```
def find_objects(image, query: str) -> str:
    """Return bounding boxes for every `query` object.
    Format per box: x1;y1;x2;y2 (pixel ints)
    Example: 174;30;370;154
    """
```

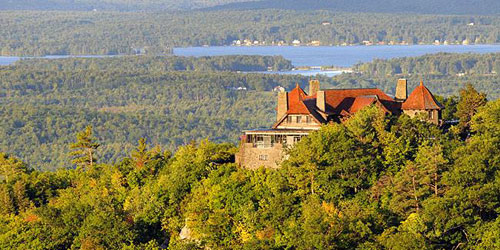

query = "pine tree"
70;126;100;170
0;153;28;184
12;180;31;212
0;185;15;215
131;138;151;169
455;84;487;137
414;142;448;196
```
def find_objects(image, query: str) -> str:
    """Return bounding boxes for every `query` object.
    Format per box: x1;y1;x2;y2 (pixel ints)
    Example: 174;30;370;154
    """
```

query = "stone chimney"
309;79;320;96
395;79;408;101
277;90;288;121
316;90;326;113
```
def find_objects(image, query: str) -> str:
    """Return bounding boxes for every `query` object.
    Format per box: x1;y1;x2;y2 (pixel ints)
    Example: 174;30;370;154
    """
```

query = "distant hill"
2;0;497;14
210;0;500;15
0;0;260;11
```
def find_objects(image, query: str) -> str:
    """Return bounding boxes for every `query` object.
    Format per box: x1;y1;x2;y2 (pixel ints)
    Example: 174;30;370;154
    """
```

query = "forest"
214;0;500;15
0;0;259;11
0;53;498;171
0;89;498;249
1;0;498;14
0;55;299;170
351;52;500;99
9;55;293;72
1;10;499;56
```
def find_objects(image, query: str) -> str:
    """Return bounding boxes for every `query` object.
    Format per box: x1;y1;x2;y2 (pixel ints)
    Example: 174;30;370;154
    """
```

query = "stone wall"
403;109;440;124
236;143;285;169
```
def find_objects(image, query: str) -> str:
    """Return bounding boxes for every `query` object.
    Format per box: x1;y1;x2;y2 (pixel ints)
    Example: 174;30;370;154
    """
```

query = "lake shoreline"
2;45;500;70
2;44;500;58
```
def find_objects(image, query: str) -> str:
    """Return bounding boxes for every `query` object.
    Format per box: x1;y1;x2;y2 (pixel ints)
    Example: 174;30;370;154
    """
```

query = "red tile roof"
286;84;310;114
322;88;398;114
349;96;378;113
279;85;404;129
272;84;327;129
273;80;442;129
402;81;443;110
286;86;400;117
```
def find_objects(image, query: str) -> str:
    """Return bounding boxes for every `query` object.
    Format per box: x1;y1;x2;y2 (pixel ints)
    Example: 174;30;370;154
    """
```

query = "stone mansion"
235;79;444;169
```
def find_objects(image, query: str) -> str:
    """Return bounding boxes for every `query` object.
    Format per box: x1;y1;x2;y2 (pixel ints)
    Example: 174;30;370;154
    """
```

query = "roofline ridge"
323;87;380;90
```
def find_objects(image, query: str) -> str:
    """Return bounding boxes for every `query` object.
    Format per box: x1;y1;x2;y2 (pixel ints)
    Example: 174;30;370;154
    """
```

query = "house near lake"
235;79;443;169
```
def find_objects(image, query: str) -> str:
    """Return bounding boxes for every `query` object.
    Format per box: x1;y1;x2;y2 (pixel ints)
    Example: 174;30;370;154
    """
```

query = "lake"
174;45;500;67
1;45;499;77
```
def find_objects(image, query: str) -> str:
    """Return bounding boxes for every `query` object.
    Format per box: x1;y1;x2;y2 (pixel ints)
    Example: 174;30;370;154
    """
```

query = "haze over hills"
211;0;500;15
2;0;499;14
0;0;260;11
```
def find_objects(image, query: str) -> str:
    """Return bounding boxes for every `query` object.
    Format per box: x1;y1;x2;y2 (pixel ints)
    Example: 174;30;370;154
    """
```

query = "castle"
235;79;444;169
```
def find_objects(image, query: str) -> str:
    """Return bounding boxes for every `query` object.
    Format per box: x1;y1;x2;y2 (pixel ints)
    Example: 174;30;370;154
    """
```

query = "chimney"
277;90;288;121
316;90;326;113
395;79;407;101
309;79;320;96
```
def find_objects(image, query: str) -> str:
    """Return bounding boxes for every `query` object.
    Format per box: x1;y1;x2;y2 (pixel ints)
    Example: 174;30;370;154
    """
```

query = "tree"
0;153;28;184
435;95;458;121
131;138;151;170
284;121;380;200
433;99;500;249
378;213;430;250
455;84;487;137
413;142;448;196
387;142;448;216
69;126;100;170
0;184;15;215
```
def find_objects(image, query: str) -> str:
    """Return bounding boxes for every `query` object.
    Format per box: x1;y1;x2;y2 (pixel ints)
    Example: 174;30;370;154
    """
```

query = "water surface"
2;45;499;76
174;45;500;67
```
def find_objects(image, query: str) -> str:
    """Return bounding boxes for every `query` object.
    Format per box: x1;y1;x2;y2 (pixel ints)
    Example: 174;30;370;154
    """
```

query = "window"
255;135;272;148
259;155;268;161
293;136;301;143
306;116;311;123
429;111;433;119
256;135;263;142
287;116;293;123
272;134;286;144
296;116;302;123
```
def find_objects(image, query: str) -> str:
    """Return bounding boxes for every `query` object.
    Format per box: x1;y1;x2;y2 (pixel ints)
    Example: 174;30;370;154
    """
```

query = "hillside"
1;10;499;56
0;0;260;11
0;98;499;249
1;53;498;171
350;52;500;99
0;55;302;170
212;0;500;15
3;0;499;14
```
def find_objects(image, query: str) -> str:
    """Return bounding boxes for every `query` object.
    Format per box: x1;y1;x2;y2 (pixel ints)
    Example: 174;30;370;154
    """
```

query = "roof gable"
287;84;310;114
402;81;444;110
272;84;326;129
349;96;380;113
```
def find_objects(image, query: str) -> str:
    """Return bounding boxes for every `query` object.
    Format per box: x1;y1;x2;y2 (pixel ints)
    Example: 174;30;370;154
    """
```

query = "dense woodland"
0;55;300;170
1;0;498;14
0;91;498;248
0;0;259;11
1;2;498;248
1;10;499;56
9;55;293;72
352;52;500;99
1;53;498;170
356;53;500;76
212;0;500;15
